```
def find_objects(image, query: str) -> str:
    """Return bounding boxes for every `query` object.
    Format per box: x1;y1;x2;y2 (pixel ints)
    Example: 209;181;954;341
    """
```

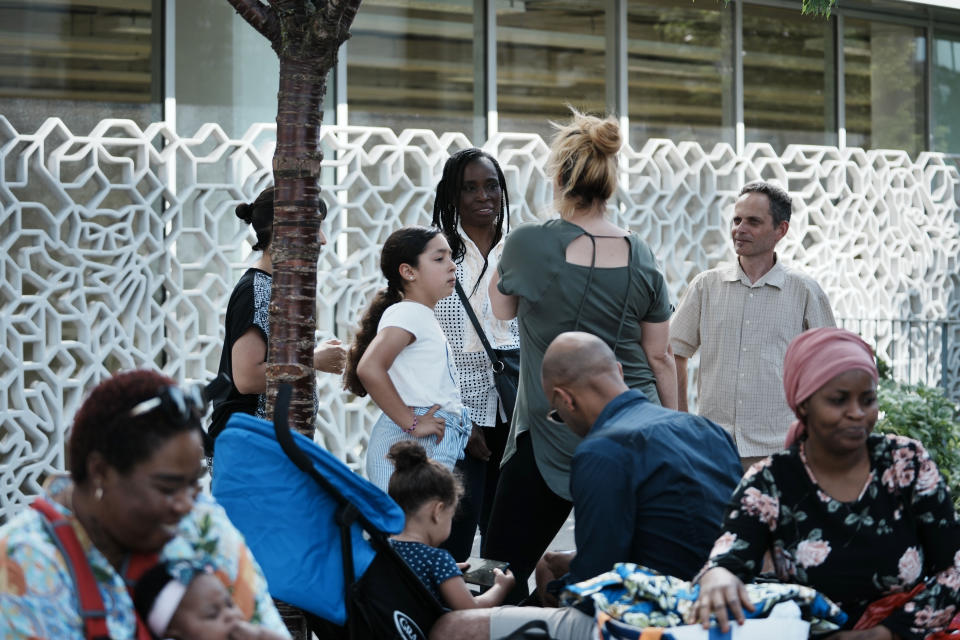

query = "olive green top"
498;218;672;500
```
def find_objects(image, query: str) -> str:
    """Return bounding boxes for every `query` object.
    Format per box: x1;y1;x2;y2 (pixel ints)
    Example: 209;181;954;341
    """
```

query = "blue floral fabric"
561;563;846;636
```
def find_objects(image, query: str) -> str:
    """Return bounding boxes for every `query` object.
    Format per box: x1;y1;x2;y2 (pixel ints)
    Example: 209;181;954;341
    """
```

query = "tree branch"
226;0;280;45
322;0;363;46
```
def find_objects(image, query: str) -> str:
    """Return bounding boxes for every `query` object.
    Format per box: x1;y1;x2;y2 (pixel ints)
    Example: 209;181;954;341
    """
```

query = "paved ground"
469;511;577;592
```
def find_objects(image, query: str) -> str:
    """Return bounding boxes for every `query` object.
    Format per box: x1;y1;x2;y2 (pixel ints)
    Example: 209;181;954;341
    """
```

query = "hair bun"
387;440;429;472
586;118;621;156
235;202;254;224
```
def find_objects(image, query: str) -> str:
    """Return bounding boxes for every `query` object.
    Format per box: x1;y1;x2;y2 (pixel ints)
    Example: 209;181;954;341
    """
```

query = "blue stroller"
211;385;446;639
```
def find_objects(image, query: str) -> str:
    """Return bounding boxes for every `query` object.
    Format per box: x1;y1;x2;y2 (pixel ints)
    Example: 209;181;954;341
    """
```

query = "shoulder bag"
455;280;520;422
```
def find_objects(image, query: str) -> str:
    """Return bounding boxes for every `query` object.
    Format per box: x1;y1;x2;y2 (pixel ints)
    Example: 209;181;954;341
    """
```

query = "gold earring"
94;487;103;501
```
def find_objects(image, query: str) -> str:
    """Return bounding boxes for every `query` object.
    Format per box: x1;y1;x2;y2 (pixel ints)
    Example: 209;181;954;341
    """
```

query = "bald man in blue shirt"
430;332;742;640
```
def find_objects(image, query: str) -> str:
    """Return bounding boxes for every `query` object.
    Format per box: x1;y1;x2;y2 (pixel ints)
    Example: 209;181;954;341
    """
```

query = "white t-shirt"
378;301;463;414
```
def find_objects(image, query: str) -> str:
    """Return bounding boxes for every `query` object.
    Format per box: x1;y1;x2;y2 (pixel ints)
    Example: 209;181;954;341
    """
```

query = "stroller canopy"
212;412;405;624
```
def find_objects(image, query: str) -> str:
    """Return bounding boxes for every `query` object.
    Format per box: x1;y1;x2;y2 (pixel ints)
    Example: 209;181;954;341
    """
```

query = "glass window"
0;0;159;132
844;19;926;156
347;0;474;137
175;0;282;138
627;1;728;149
933;31;960;153
497;0;606;138
743;4;835;150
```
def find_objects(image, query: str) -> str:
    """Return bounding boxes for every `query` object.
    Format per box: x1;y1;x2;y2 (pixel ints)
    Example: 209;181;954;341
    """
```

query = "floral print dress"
705;434;960;639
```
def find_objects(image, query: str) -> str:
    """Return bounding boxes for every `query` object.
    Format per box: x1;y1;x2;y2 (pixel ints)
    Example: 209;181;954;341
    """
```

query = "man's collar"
589;389;648;436
720;254;786;288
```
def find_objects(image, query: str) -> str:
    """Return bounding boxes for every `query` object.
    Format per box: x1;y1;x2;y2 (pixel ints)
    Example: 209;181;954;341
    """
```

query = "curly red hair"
68;369;202;485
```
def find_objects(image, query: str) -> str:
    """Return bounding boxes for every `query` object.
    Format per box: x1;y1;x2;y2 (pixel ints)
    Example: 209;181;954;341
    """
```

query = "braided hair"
431;149;510;296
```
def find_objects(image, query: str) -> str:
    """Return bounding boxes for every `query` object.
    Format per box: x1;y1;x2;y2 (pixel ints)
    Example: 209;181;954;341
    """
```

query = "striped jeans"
365;406;472;492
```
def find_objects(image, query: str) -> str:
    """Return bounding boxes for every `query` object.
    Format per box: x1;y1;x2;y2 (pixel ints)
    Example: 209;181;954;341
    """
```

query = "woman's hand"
412;405;446;443
691;567;755;632
465;425;491;461
313;338;346;374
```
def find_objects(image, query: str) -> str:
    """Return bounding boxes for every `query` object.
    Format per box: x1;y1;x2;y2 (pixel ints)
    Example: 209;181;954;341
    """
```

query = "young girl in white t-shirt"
345;226;471;490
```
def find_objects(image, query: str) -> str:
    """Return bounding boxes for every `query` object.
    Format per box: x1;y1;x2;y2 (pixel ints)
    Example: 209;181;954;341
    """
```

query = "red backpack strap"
31;498;111;640
122;552;161;640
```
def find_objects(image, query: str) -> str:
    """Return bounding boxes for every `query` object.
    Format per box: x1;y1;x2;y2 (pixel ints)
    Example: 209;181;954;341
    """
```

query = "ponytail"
387;441;462;513
343;225;442;396
236;187;275;252
343;285;403;396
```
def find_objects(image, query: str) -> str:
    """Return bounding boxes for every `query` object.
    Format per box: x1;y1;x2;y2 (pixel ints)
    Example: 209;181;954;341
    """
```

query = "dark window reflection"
743;4;835;151
844;19;925;156
627;1;728;149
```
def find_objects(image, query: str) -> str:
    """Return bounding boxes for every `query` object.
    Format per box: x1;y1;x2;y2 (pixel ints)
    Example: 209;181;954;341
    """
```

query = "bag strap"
31;498;156;640
31;498;111;640
122;554;162;640
454;279;504;372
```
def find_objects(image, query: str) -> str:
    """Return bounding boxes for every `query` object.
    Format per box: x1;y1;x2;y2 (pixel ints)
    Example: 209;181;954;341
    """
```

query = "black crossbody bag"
455;279;520;422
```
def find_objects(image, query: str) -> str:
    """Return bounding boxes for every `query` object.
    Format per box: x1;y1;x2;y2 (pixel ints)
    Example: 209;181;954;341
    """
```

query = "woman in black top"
209;187;345;447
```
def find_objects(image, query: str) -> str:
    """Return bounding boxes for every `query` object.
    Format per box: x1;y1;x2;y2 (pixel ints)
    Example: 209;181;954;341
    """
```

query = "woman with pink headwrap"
691;328;960;639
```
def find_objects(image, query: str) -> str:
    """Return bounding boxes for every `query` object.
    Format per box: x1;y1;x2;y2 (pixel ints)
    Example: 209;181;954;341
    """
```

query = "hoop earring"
94;487;103;502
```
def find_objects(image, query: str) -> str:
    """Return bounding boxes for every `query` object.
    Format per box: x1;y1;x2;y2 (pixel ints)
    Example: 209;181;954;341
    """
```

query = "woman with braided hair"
431;148;520;560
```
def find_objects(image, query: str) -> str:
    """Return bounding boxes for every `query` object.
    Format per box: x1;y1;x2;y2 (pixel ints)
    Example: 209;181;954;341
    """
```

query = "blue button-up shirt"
569;389;742;582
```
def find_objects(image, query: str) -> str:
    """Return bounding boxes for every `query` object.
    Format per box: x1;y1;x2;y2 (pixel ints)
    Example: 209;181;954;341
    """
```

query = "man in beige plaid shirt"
670;181;835;470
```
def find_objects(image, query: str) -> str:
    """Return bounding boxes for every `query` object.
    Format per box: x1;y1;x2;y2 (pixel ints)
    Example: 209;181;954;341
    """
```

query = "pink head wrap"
782;327;879;448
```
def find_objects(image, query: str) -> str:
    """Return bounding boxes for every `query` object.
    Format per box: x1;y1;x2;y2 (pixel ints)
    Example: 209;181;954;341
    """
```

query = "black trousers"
481;431;573;603
440;412;512;561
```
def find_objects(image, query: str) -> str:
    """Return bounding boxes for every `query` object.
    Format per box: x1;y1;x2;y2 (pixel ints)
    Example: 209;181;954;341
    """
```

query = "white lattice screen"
2;117;958;521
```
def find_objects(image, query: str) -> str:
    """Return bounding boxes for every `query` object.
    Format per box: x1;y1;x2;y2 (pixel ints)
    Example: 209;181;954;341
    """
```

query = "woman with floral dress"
693;327;960;640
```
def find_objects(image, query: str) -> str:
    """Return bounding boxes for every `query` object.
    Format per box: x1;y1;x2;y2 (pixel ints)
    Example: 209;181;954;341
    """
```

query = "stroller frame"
270;384;447;639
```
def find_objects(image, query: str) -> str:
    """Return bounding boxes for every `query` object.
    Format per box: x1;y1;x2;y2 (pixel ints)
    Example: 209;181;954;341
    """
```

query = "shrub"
875;378;960;509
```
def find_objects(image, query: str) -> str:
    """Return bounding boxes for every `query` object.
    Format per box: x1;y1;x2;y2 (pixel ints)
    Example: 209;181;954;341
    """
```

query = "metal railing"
837;317;959;400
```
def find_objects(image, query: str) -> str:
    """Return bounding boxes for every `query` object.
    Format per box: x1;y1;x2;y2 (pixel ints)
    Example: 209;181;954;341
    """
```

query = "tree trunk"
229;0;361;436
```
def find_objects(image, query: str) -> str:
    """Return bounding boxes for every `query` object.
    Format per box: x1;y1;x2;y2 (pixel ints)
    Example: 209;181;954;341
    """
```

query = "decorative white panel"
1;117;958;521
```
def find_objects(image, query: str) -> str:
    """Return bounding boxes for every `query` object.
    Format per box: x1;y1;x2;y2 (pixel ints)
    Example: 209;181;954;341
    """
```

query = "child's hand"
493;568;515;592
414;405;446;443
314;339;347;374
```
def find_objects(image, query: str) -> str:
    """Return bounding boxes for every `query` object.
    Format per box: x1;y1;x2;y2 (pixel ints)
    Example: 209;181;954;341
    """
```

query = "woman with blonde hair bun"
484;108;677;601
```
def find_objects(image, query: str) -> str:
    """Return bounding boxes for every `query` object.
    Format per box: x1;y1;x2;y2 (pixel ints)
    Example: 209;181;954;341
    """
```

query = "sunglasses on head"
129;383;207;425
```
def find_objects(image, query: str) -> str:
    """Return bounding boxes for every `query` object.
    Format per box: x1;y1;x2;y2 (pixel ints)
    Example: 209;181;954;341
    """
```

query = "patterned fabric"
670;257;835;457
251;270;271;418
389;539;461;605
560;563;846;634
435;232;520;428
706;434;960;639
0;480;289;640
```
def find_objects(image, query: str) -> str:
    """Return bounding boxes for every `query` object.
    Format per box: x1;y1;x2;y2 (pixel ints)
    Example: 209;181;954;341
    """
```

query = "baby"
133;561;287;640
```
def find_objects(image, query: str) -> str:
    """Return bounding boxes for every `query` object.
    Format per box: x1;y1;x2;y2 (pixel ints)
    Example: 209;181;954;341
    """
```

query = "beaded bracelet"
403;414;418;434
